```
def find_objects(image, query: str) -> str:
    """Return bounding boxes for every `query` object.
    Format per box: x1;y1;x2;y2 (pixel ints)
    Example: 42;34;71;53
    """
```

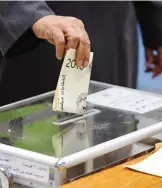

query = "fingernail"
78;60;83;67
84;61;89;67
56;55;62;60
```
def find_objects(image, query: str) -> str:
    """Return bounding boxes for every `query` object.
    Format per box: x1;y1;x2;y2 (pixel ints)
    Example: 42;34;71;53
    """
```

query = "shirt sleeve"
0;1;54;56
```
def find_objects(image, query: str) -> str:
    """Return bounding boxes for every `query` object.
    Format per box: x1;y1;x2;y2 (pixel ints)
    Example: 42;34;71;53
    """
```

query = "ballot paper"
126;148;162;177
87;87;162;114
52;122;89;158
53;49;93;114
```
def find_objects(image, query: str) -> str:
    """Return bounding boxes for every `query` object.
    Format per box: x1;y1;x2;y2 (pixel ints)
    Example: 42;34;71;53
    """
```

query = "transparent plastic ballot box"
0;80;162;188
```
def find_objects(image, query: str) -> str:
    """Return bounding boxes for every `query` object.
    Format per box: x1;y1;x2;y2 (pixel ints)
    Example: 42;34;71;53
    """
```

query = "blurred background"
1;1;162;106
137;25;162;94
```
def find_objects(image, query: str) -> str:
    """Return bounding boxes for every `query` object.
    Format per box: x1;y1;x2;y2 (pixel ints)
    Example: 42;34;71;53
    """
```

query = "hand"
32;15;90;67
145;47;162;78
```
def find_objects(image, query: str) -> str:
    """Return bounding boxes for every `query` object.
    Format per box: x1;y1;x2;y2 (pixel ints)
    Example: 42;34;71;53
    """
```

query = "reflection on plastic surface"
0;101;138;157
87;87;162;114
0;82;162;182
0;82;161;157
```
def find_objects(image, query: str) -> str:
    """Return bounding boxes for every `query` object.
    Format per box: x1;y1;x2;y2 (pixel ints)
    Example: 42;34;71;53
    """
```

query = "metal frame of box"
0;81;162;188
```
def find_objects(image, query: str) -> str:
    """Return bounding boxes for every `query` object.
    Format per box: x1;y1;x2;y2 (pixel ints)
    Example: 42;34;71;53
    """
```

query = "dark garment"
0;1;162;105
0;1;54;55
0;42;61;106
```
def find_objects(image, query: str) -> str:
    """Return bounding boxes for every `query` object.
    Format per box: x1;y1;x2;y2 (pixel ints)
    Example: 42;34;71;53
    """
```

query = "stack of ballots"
53;49;93;114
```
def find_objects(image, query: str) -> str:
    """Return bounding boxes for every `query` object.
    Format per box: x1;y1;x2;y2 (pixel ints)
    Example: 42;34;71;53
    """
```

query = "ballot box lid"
0;81;162;185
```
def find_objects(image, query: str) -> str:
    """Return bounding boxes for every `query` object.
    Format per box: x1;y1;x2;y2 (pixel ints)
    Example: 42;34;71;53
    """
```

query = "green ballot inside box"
0;99;97;158
0;101;66;156
0;93;138;160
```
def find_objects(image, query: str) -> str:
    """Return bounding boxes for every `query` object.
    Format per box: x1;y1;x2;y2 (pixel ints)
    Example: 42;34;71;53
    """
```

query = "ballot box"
0;80;162;188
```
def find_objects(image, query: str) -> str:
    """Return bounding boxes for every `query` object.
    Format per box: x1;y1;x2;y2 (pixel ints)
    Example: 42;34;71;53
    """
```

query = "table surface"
61;143;162;188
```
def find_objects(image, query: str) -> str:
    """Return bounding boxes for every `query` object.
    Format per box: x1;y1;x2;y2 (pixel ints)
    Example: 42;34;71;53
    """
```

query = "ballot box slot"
52;109;100;126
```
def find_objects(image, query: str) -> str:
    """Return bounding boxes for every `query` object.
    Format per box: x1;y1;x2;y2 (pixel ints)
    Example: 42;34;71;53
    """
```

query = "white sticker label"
0;154;49;183
87;87;162;114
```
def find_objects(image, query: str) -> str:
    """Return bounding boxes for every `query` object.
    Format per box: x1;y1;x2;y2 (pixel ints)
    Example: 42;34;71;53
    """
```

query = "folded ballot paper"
53;49;93;114
126;147;162;178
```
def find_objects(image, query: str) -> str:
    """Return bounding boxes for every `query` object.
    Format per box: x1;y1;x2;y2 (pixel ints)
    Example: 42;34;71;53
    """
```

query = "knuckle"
72;35;80;42
80;37;91;46
51;31;65;45
57;39;65;45
70;16;78;23
71;17;84;27
77;19;84;27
